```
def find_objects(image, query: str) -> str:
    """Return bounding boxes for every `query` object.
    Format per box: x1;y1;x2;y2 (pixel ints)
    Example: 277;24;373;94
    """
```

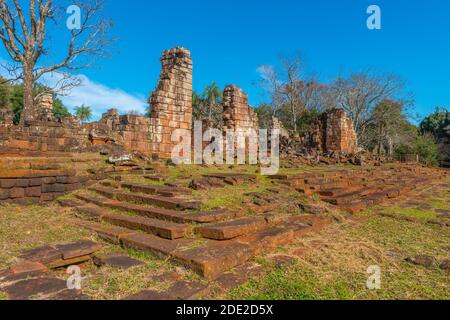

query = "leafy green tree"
420;107;449;139
4;82;71;124
296;109;321;137
52;98;72;121
203;82;222;122
414;133;440;166
192;82;223;127
420;108;449;166
367;99;407;155
0;78;10;109
192;91;205;121
10;84;24;125
75;105;93;123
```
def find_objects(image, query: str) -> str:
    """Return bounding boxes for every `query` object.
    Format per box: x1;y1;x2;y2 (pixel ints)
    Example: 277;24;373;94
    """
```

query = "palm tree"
203;82;222;122
75;104;92;123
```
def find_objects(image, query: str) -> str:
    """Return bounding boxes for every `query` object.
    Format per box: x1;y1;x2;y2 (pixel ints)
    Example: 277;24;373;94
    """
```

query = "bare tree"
259;54;325;133
0;0;114;123
328;71;409;139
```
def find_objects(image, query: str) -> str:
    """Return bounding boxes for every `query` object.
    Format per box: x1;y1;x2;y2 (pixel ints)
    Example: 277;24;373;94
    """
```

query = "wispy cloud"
0;59;147;121
41;73;148;120
59;75;147;120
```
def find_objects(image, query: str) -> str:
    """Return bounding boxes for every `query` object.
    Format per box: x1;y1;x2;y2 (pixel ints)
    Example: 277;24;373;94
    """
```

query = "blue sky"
1;0;449;121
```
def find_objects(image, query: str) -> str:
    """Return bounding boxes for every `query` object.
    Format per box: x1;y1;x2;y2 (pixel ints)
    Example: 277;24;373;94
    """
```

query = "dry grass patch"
0;203;91;269
226;205;450;300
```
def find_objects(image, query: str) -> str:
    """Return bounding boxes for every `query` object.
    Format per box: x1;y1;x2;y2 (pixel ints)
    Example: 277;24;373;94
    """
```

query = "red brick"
0;179;16;188
9;187;25;198
25;186;41;197
0;189;10;200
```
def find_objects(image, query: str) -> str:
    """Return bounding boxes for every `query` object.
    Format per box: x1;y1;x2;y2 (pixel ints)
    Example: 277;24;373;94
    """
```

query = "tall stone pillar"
148;47;193;158
222;85;258;132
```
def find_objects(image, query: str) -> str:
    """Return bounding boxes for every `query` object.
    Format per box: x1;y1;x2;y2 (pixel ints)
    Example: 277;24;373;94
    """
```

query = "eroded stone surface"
3;277;67;300
166;281;209;300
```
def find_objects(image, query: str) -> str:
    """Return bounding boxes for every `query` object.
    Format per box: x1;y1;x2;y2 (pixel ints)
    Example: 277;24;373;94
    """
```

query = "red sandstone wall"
148;47;193;158
222;85;259;132
308;108;358;154
0;167;105;204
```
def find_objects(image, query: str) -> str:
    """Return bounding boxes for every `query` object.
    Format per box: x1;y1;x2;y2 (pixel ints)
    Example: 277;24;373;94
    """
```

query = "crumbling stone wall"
34;93;54;122
148;47;193;158
307;108;358;154
0;164;106;204
222;85;259;132
84;108;152;155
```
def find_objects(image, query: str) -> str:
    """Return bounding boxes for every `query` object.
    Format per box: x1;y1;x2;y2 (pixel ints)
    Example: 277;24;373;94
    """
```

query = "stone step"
321;185;384;205
89;186;201;210
195;217;268;240
75;194;243;224
76;205;190;240
143;175;166;182
121;182;192;197
78;220;312;280
102;213;190;240
172;241;254;280
75;221;138;245
321;191;361;205
363;192;388;205
77;221;193;258
318;185;364;197
308;181;352;191
340;200;371;214
203;173;257;185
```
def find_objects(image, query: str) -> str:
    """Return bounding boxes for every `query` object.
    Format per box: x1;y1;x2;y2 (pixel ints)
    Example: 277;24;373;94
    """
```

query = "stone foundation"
0;166;105;204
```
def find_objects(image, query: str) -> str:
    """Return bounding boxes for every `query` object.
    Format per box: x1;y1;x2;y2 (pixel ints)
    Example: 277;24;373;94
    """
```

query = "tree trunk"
290;103;297;133
20;64;34;125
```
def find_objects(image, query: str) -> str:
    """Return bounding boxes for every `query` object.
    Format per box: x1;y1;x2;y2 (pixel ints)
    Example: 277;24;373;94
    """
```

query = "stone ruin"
222;85;259;132
148;47;193;159
0;46;359;160
34;93;54;122
307;108;358;155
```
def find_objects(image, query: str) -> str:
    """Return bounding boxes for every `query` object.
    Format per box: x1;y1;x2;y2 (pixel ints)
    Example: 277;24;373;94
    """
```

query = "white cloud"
43;73;147;120
0;58;147;121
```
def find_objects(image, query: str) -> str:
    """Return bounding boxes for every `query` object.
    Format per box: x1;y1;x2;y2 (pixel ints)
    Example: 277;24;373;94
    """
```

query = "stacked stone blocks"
222;85;259;132
308;108;358;154
148;47;193;158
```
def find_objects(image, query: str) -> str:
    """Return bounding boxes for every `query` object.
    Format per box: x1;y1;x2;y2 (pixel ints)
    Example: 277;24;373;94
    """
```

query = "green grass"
429;198;450;211
0;203;91;269
226;206;450;300
381;206;439;221
0;292;7;300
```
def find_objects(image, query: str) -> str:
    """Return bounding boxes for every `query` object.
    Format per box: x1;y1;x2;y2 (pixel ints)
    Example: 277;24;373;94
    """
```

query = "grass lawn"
225;206;450;300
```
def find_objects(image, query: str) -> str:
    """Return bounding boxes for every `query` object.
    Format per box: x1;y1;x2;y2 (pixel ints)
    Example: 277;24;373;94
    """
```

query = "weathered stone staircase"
63;174;322;281
271;165;449;213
